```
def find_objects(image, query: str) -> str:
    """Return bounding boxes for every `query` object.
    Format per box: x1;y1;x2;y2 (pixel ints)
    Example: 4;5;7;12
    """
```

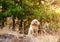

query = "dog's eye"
35;21;37;23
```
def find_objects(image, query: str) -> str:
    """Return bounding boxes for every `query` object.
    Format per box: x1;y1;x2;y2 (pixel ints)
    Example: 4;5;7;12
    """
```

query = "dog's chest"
33;29;37;33
32;27;38;33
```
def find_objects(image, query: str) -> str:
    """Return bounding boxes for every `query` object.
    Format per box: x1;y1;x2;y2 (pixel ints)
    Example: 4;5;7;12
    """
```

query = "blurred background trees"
0;0;60;34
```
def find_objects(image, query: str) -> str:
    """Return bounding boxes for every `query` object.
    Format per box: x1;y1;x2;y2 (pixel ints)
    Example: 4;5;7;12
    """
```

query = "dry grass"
28;34;59;42
0;29;60;42
38;34;59;42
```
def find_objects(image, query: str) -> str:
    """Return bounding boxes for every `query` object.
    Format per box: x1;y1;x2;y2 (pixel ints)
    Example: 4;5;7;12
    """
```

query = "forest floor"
0;30;60;42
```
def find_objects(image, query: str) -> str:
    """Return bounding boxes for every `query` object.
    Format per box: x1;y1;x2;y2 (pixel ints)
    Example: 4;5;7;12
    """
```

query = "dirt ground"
0;31;60;42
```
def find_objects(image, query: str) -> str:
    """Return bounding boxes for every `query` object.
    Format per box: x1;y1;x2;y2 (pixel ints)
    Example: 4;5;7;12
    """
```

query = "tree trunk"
22;20;24;34
14;17;20;32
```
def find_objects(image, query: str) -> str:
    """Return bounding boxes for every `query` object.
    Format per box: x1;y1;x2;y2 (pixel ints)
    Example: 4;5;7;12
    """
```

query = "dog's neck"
30;25;38;29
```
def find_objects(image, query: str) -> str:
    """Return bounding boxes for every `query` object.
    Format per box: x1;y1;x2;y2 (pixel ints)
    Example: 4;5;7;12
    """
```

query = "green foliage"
0;0;60;33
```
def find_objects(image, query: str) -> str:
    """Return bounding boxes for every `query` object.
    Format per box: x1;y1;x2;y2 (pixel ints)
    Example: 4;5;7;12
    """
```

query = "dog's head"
31;19;40;26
